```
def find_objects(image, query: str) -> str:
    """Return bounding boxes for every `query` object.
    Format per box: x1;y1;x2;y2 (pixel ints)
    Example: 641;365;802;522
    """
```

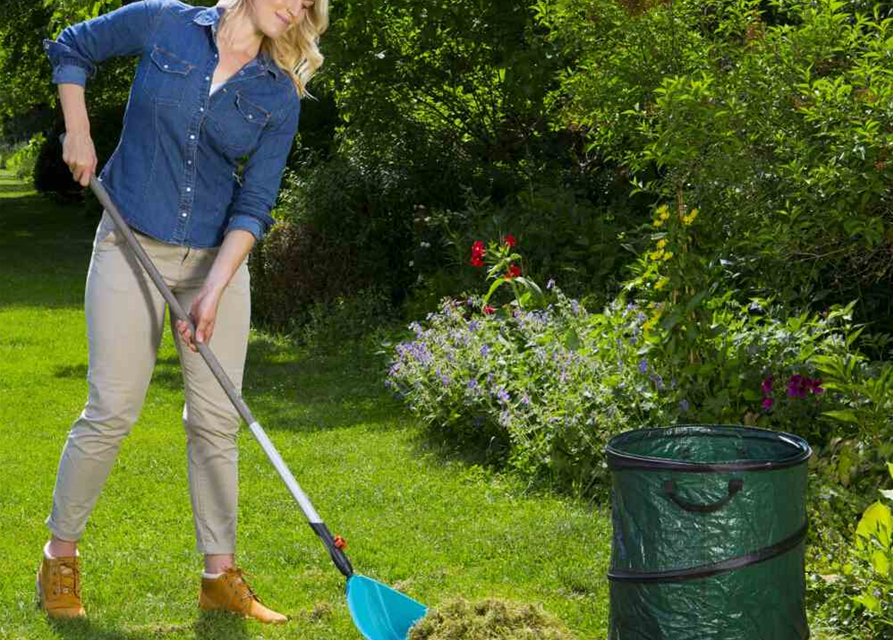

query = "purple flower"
521;394;530;405
762;397;774;410
468;320;480;332
480;345;490;357
761;375;773;395
441;375;451;387
546;278;555;290
468;379;478;391
805;377;824;394
679;399;690;412
787;375;808;399
651;373;664;390
638;359;648;374
497;387;510;404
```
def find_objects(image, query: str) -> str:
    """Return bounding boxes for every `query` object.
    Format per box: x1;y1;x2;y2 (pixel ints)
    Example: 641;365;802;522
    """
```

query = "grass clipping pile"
408;597;578;640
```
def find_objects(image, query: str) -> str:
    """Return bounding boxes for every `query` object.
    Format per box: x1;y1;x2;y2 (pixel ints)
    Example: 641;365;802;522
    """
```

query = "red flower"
505;234;516;248
505;263;522;279
471;240;486;258
483;305;495;315
470;255;485;268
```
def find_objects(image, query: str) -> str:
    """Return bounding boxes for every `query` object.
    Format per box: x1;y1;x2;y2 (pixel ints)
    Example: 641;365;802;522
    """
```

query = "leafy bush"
247;219;369;334
411;179;633;310
536;0;893;326
7;132;44;181
298;284;398;350
385;235;880;495
274;148;417;309
808;466;893;639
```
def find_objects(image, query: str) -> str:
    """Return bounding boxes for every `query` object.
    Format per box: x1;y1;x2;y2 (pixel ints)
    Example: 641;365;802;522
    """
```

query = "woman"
38;0;327;623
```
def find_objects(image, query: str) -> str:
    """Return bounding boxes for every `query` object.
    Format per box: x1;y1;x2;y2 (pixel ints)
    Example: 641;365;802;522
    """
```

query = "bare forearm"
204;229;256;296
58;83;90;134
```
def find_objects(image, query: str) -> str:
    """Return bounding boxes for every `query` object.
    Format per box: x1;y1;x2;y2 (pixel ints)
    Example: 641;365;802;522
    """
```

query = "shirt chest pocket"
207;92;271;158
144;46;195;105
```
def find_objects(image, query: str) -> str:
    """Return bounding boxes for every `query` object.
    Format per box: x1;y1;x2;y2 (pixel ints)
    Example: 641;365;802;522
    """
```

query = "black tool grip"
662;478;744;514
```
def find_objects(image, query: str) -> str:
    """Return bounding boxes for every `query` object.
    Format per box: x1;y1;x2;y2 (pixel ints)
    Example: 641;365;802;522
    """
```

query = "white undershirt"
209;81;224;96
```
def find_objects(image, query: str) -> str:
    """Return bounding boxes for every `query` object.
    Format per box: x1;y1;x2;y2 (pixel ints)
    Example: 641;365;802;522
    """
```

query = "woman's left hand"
177;286;222;353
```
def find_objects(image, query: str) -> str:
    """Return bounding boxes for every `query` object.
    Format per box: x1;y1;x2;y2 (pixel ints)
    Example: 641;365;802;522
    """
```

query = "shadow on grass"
0;192;97;310
406;421;512;472
46;610;250;639
50;330;410;437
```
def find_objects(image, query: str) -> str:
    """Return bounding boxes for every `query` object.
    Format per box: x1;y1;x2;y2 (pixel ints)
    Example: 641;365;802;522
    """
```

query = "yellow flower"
650;250;664;260
655;276;670;290
682;208;699;226
653;219;664;228
657;239;668;249
662;251;674;261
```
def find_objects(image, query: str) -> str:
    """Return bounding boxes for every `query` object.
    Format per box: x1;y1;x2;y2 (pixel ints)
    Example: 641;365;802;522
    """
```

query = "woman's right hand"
62;130;97;187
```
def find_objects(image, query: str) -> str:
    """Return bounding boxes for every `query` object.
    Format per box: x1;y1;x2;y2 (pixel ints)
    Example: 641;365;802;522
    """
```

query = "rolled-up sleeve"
224;92;301;243
43;0;167;87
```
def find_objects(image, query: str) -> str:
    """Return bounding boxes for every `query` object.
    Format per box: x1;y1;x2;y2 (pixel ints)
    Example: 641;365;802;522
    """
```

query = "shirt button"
181;213;187;218
187;160;192;165
239;70;244;75
205;76;210;81
186;187;191;192
190;135;195;140
164;64;169;69
199;107;204;112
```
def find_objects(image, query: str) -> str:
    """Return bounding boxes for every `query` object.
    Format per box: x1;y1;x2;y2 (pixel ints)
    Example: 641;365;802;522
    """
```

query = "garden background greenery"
2;0;893;637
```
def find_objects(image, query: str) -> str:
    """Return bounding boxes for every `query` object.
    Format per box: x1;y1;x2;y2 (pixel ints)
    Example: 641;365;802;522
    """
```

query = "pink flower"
806;377;824;394
761;375;773;395
762;397;774;410
483;305;495;315
787;374;808;398
787;374;824;399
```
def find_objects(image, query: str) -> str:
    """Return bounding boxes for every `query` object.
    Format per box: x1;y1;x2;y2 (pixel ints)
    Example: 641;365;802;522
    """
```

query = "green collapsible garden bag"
605;424;812;640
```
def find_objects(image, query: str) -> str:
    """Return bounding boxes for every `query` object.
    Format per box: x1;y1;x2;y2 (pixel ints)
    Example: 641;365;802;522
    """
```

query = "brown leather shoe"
198;567;287;624
36;551;86;618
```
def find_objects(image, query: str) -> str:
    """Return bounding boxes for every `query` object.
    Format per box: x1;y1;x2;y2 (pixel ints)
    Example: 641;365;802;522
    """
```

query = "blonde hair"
216;0;328;99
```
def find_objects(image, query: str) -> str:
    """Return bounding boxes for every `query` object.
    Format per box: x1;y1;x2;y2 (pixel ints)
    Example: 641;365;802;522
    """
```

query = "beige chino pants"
45;211;251;555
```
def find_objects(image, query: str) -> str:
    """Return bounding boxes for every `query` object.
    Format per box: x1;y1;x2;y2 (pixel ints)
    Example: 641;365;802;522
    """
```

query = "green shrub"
536;0;893;324
384;234;877;495
247;219;370;334
7;132;44;182
298;284;397;350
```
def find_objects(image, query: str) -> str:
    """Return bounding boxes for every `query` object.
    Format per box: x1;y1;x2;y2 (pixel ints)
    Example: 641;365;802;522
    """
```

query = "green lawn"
0;170;609;639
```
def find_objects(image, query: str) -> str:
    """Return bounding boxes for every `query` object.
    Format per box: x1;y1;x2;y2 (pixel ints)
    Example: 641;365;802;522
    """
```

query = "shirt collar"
193;5;282;80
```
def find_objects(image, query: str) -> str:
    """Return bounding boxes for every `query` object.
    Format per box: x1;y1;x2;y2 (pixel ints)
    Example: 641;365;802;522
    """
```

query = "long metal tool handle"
66;135;353;577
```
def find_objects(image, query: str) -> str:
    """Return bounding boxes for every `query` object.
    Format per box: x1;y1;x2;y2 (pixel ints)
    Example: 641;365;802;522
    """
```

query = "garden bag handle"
61;134;353;579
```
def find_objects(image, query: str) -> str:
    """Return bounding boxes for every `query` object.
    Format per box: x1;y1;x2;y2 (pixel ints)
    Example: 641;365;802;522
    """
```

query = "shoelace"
55;560;80;599
224;567;263;606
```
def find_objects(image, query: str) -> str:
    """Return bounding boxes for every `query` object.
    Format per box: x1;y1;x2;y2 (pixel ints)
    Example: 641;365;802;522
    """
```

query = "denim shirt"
43;0;300;248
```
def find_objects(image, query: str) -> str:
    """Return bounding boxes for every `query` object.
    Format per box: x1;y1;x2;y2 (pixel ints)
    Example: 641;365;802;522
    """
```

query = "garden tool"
62;134;428;640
